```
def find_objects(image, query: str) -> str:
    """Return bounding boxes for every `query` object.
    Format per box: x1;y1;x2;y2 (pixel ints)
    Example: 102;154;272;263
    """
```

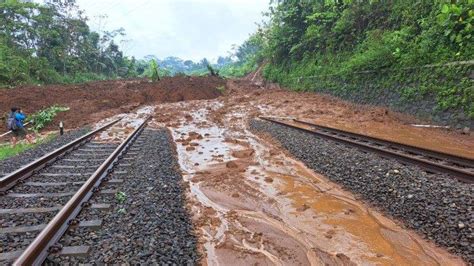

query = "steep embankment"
253;1;474;127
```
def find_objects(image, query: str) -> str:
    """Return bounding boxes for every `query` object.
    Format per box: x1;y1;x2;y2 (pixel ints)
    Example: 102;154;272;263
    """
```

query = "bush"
27;105;70;132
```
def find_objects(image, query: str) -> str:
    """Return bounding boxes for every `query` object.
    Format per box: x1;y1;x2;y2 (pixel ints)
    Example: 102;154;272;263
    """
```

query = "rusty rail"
14;116;150;265
260;117;474;183
0;119;121;193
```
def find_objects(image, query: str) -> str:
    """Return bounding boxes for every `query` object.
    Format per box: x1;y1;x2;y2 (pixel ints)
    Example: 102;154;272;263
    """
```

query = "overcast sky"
73;0;269;61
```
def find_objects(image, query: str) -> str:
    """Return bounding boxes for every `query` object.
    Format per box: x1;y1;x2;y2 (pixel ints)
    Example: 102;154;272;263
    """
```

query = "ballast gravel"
250;119;473;263
0;141;116;263
48;128;198;264
0;128;90;175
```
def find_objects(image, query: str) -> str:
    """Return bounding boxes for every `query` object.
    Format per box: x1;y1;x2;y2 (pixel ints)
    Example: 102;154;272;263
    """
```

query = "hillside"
230;1;474;127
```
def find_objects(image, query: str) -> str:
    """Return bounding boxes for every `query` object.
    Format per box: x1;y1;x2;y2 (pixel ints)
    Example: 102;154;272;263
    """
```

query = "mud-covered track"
260;117;474;183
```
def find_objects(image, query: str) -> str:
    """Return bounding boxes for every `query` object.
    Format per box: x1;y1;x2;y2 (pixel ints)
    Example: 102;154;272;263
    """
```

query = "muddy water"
92;106;154;142
160;100;464;266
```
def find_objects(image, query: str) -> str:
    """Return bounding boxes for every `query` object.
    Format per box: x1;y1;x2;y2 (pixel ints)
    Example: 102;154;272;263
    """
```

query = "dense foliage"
0;0;136;87
27;105;69;132
232;0;474;118
262;0;473;72
136;56;233;77
218;32;267;77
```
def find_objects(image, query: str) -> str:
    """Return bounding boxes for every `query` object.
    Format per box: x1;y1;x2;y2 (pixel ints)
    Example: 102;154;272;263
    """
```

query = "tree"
0;0;133;86
149;59;160;82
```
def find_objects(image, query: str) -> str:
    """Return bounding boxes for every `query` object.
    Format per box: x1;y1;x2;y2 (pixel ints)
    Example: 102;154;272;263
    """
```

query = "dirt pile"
0;76;224;131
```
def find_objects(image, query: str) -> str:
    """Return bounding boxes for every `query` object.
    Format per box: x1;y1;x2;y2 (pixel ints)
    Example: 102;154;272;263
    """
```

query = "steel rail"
294;119;474;167
14;116;150;266
260;117;474;183
0;119;121;193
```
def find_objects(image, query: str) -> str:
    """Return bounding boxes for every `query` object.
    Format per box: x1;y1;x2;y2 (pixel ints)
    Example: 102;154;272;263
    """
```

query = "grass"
0;133;57;161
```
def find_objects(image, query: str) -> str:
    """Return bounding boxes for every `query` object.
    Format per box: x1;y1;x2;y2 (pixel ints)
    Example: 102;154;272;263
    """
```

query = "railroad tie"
24;181;85;187
0;219;102;234
51;165;101;169
0;246;90;262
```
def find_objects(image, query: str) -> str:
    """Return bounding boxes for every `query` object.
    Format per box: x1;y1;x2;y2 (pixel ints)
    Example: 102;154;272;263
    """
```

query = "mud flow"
150;95;464;265
93;106;154;143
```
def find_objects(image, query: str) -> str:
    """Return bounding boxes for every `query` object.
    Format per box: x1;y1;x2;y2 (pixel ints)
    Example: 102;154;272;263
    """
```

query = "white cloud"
74;0;269;61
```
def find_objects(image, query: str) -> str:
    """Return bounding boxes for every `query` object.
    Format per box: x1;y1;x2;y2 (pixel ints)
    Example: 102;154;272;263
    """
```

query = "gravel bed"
0;128;90;175
0;196;71;209
0;141;117;263
1;232;37;253
250;119;473;263
48;128;198;264
1;211;60;256
12;183;84;194
85;193;116;205
7;143;114;194
26;174;89;184
1;212;58;228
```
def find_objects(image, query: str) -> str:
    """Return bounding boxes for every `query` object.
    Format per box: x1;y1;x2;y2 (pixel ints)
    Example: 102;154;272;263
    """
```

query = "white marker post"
59;121;64;135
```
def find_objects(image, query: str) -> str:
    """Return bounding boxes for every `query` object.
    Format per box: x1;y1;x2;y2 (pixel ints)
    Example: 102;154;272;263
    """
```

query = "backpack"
6;112;17;131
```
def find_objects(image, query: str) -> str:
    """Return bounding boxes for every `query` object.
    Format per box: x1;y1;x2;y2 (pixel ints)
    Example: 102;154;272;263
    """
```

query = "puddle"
160;99;464;265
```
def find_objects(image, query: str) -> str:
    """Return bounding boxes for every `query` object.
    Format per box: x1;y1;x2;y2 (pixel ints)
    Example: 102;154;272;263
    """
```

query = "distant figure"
7;107;34;147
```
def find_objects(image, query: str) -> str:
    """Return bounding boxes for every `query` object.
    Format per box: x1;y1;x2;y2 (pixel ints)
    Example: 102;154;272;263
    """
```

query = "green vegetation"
115;191;127;204
149;59;160;82
207;64;219;77
0;142;33;160
228;0;474;118
27;105;69;132
0;0;137;87
115;191;127;214
219;32;266;77
0;133;56;160
137;56;246;77
136;56;215;77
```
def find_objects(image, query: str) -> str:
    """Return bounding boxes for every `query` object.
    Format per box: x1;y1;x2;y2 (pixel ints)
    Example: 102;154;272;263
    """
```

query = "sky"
73;0;269;61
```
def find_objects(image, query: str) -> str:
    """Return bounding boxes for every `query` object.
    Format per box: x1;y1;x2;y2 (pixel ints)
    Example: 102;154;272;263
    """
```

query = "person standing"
7;107;34;147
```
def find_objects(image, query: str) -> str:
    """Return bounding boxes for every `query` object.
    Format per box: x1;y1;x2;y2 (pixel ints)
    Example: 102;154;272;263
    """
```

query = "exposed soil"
251;119;473;263
1;75;472;264
146;78;470;264
0;76;224;133
224;79;474;159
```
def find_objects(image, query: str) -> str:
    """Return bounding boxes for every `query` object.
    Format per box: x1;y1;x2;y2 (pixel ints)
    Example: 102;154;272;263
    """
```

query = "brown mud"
2;75;471;264
226;79;474;159
147;78;469;265
0;76;224;133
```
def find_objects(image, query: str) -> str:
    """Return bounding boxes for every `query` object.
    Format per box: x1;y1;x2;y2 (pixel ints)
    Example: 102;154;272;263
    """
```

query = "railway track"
0;117;150;265
260;117;474;183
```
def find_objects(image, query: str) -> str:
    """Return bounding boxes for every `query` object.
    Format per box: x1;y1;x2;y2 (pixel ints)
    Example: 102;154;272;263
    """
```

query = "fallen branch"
0;122;32;138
